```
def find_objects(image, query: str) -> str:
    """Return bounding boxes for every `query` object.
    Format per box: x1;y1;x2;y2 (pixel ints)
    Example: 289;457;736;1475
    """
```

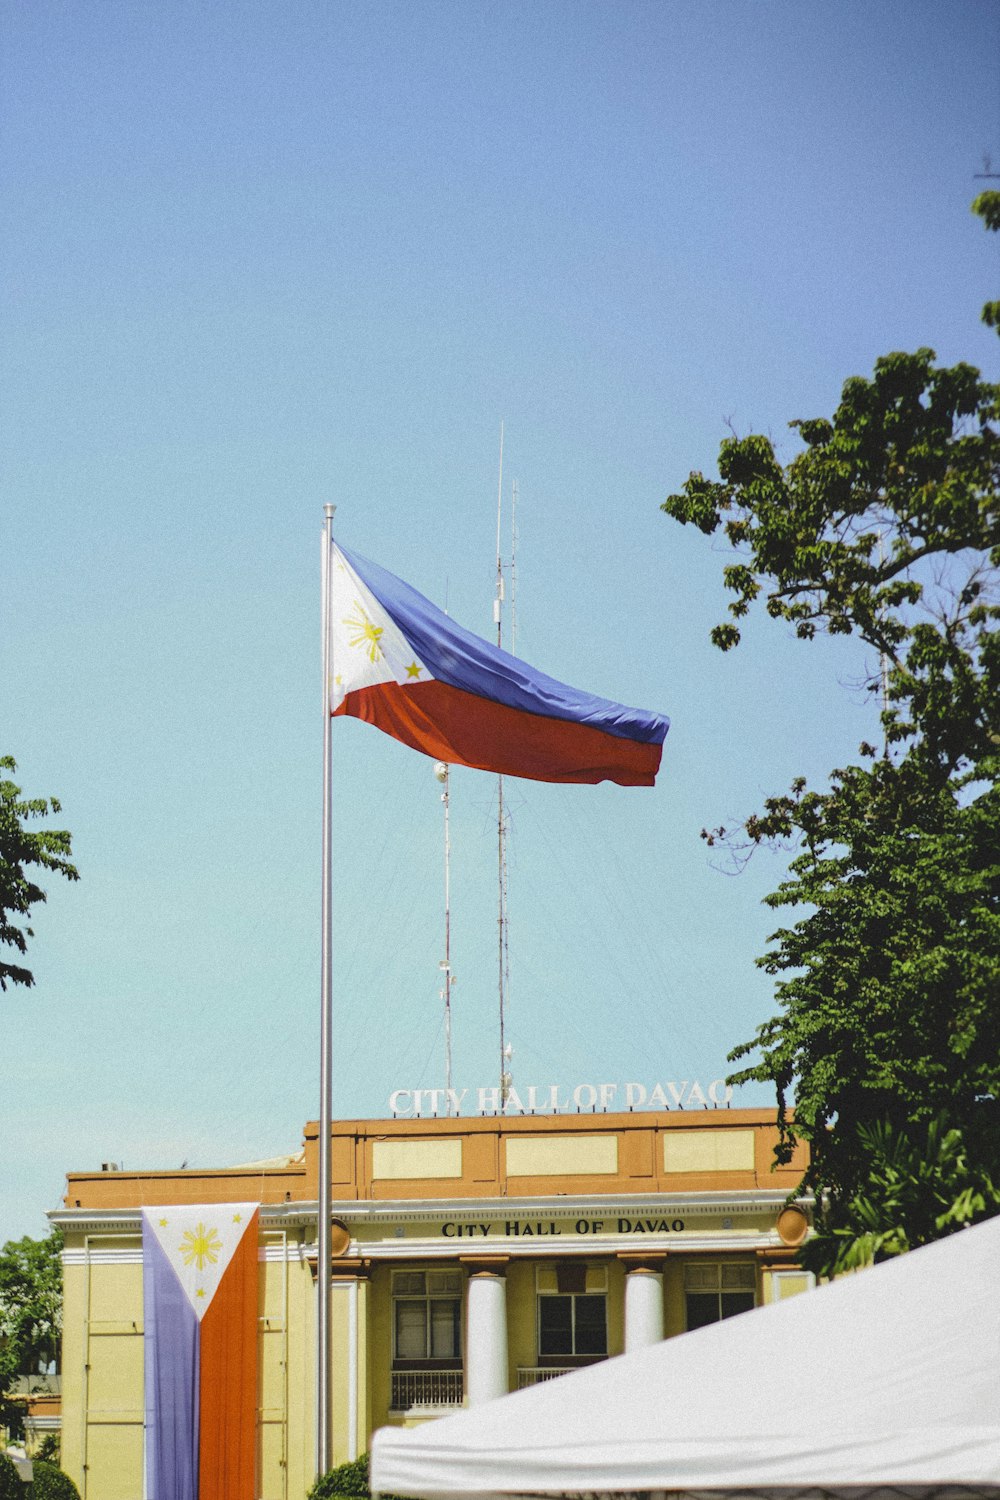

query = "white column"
347;1277;359;1461
624;1266;664;1352
465;1268;508;1405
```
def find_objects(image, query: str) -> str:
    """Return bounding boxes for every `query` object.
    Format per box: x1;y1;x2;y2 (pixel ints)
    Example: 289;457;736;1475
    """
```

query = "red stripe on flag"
335;680;662;786
198;1211;259;1500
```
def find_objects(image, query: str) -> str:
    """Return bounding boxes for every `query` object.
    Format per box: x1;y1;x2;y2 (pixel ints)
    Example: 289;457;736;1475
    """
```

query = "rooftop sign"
388;1079;734;1117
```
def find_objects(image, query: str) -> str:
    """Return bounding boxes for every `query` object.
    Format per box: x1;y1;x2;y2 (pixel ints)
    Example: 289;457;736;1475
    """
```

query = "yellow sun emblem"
343;602;384;664
179;1223;222;1271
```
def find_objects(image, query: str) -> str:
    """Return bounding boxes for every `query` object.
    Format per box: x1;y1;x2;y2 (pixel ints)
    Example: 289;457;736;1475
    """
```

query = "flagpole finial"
325;503;336;520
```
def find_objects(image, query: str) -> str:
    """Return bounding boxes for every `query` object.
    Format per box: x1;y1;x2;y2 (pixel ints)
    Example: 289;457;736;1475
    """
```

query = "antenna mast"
494;426;513;1108
511;479;518;654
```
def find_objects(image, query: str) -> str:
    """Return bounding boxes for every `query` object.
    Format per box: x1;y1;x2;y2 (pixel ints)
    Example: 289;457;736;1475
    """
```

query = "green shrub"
29;1461;81;1500
309;1454;370;1499
0;1453;23;1500
308;1455;414;1500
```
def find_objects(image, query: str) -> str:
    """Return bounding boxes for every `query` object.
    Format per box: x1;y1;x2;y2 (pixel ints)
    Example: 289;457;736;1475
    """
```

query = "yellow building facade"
54;1109;812;1500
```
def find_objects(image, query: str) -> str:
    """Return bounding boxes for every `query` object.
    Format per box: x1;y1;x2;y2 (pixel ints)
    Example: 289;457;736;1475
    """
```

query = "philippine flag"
143;1204;259;1500
329;543;670;786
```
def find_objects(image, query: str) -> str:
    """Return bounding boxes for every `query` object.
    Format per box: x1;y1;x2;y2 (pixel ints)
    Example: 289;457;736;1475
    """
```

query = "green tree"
814;1114;1000;1271
662;323;1000;1273
972;189;1000;331
0;1230;63;1441
0;1454;22;1500
0;758;77;991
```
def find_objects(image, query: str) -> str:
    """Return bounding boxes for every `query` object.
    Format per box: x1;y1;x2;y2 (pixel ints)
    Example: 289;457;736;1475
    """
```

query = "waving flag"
143;1204;259;1500
329;543;669;786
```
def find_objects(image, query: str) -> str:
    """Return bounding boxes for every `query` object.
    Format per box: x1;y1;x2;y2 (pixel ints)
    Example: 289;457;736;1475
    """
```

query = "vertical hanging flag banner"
329;542;670;786
143;1203;259;1500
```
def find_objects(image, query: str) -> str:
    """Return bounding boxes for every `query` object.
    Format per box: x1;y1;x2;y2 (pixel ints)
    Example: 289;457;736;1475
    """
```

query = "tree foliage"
0;1454;22;1500
973;189;1000;331
0;1230;63;1439
0;759;77;992
662;265;1000;1276
805;1114;1000;1274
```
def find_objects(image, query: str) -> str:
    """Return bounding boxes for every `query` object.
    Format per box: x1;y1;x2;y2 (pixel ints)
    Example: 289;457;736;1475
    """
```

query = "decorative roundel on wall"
330;1219;352;1257
776;1205;810;1246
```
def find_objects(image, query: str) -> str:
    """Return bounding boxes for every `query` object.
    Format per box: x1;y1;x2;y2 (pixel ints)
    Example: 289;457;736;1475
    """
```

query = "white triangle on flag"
329;545;431;711
142;1204;258;1321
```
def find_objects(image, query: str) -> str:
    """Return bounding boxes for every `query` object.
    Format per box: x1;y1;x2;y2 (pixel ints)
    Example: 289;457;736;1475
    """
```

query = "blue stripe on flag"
340;544;669;747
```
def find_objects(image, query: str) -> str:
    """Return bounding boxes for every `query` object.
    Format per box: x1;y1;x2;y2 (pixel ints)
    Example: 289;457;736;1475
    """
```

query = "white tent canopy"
371;1214;1000;1499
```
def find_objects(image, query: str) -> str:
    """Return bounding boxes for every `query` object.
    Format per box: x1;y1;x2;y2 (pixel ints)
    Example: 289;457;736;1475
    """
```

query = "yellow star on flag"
159;1218;168;1227
233;1213;242;1223
405;662;422;679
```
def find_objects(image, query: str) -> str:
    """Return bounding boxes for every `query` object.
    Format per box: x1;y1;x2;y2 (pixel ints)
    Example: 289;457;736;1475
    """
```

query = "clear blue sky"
3;0;998;1240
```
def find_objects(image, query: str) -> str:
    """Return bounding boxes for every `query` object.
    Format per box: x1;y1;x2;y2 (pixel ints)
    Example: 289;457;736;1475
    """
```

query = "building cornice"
52;1182;803;1242
320;1189;804;1223
49;1201;319;1236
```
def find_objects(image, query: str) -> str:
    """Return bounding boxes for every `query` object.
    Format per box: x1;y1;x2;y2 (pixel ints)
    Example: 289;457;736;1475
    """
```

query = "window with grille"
684;1262;756;1330
536;1263;608;1360
392;1270;463;1364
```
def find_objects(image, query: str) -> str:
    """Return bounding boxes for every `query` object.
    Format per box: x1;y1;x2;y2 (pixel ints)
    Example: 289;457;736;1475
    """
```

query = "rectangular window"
684;1262;756;1331
536;1265;608;1361
392;1270;462;1364
538;1293;573;1354
572;1294;608;1355
538;1294;607;1357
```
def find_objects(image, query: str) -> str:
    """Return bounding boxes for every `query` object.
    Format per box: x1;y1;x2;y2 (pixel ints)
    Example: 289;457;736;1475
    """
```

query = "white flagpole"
317;502;336;1477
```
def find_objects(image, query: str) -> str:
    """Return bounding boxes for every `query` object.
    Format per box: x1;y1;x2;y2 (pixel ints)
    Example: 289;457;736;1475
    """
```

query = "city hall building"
53;1107;813;1500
